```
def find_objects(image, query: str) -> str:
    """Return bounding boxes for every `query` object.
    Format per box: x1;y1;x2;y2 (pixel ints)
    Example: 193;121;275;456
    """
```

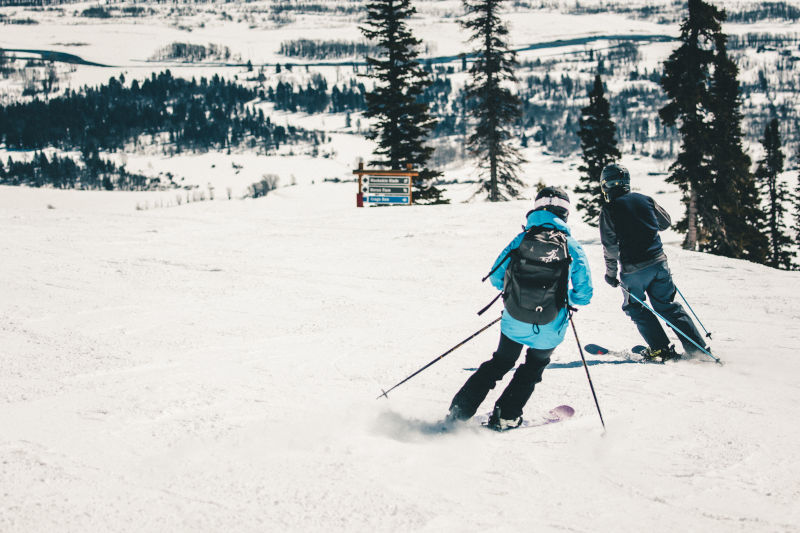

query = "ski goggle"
601;178;627;191
533;195;570;212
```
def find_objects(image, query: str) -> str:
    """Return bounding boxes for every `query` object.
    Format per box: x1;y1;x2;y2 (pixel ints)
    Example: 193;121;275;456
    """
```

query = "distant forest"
726;2;800;23
279;39;380;60
0;70;315;190
420;36;800;160
0;152;169;191
268;1;363;16
0;70;310;153
512;0;800;24
149;42;235;63
266;75;366;114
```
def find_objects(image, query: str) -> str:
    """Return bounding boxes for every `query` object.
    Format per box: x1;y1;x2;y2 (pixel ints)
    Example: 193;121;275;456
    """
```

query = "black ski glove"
604;274;620;288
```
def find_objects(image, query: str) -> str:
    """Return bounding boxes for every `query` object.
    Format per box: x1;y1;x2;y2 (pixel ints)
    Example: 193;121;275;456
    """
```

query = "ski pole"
675;286;712;339
376;316;502;400
477;291;503;316
481;251;513;282
568;311;606;432
620;287;722;365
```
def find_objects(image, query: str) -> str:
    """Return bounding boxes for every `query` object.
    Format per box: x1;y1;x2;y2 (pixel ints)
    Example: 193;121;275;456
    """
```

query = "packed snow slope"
1;182;799;532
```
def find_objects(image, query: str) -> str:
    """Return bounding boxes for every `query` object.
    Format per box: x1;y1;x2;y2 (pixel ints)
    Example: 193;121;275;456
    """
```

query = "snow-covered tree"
360;0;445;204
576;74;621;226
660;0;724;250
703;33;768;263
795;146;800;260
755;118;794;269
462;0;524;201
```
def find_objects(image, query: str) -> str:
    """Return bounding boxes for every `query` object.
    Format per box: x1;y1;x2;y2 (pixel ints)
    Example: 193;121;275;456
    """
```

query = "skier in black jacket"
599;163;709;361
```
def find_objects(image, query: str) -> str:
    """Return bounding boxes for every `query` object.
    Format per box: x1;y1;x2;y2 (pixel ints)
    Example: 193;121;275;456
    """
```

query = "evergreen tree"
659;0;724;250
703;33;768;262
462;0;525;201
575;74;620;226
795;145;800;256
360;0;445;204
755;118;794;269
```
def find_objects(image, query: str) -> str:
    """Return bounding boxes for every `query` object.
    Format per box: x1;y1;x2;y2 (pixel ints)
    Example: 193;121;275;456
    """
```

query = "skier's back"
599;163;709;360
446;187;593;430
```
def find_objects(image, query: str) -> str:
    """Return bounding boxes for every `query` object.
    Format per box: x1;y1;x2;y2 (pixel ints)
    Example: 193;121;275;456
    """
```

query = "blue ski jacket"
489;210;593;349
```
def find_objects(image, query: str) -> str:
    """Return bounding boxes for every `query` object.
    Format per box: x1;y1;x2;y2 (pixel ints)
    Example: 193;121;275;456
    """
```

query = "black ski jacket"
599;192;671;277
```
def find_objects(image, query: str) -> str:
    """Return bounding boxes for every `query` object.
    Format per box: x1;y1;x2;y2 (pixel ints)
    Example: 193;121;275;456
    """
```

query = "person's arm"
567;237;593;306
488;233;524;290
653;199;671;231
599;207;619;278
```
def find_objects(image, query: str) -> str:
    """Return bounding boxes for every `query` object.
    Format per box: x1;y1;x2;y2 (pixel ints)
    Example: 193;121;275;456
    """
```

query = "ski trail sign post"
353;163;416;207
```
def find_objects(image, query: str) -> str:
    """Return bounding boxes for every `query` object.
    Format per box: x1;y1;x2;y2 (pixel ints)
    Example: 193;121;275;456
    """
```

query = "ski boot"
442;405;468;430
640;344;679;363
486;406;523;431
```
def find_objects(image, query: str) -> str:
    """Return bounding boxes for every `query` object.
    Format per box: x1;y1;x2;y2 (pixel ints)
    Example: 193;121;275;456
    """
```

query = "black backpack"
502;225;572;325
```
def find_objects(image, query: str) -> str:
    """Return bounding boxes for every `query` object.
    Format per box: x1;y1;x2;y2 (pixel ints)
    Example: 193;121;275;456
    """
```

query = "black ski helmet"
600;163;630;201
531;186;570;221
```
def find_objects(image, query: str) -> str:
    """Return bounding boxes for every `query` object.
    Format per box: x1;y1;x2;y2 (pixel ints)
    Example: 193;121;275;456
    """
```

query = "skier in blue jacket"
446;187;593;430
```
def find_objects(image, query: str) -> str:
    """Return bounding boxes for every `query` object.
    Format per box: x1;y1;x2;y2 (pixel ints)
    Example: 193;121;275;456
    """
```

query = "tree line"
558;0;800;24
0;70;316;190
269;1;362;16
0;151;167;191
0;70;310;154
149;42;235;63
266;75;367;114
726;2;800;23
278;39;381;60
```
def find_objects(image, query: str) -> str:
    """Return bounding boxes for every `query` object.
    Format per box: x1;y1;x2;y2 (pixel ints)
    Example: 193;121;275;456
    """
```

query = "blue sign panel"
365;196;410;204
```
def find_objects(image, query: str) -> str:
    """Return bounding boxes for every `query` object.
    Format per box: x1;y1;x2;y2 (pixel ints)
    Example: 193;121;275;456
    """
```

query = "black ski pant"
620;260;705;353
449;333;552;421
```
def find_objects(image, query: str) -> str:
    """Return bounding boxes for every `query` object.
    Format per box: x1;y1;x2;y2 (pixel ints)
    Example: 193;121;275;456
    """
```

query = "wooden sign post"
353;163;417;207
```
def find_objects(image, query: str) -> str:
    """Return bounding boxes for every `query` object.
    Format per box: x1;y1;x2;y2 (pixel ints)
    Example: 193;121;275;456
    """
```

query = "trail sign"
364;196;410;204
362;186;410;194
365;176;408;185
353;163;417;207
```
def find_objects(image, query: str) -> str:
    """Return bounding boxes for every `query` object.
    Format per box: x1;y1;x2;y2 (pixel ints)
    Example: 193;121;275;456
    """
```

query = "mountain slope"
1;183;798;531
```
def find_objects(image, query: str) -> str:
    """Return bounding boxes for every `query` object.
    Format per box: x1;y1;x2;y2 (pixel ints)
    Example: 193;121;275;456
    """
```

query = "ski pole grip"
482;251;513;283
477;291;503;316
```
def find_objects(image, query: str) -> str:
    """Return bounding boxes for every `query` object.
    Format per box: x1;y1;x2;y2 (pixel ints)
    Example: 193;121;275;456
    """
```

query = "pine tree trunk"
770;181;779;267
488;64;497;201
685;185;698;250
490;144;498;201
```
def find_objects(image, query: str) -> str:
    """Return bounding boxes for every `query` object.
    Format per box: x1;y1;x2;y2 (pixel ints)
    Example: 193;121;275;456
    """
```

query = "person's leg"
448;333;523;420
493;346;554;420
646;262;706;353
620;267;670;350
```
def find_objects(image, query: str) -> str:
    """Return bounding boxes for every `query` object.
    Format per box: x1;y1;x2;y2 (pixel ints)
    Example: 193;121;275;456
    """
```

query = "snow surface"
2;178;800;532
